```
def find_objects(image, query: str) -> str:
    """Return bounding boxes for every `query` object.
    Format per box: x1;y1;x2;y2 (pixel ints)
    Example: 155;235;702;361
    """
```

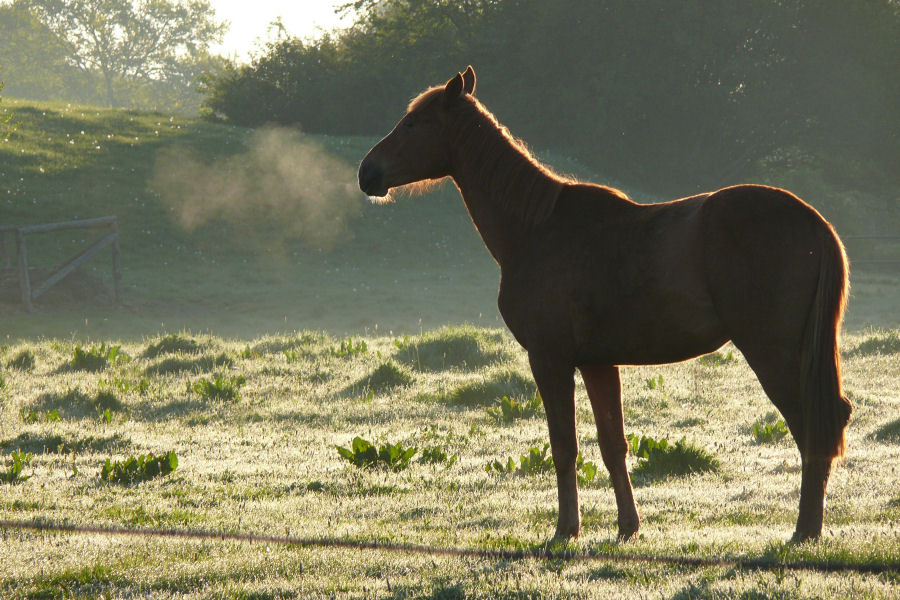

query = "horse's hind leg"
737;345;833;541
580;365;640;540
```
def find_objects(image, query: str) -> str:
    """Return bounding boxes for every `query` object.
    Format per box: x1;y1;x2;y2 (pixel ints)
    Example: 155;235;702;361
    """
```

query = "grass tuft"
394;325;510;371
847;330;900;357
65;343;130;372
142;333;206;358
752;411;790;444
188;374;246;402
439;368;535;407
5;349;36;371
145;352;233;375
485;394;543;423
360;361;414;394
628;433;719;482
872;417;900;443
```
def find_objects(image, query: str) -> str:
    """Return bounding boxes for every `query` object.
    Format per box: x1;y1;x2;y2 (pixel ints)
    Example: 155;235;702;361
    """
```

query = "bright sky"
208;0;354;60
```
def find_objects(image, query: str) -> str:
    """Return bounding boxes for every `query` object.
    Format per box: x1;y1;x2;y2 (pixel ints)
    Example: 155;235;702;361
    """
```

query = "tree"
27;0;227;106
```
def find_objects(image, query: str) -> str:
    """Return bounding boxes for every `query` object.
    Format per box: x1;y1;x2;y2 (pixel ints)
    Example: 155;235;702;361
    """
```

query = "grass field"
0;327;898;598
2;99;899;598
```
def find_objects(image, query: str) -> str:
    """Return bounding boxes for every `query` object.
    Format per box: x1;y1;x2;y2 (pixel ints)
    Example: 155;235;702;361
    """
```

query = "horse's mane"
406;86;629;225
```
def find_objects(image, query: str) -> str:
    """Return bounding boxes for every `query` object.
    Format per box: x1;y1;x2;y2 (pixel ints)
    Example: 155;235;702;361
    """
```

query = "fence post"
15;229;32;312
111;218;122;305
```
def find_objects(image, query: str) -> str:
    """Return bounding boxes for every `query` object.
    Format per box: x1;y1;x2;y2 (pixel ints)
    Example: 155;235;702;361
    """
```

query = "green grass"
0;328;897;597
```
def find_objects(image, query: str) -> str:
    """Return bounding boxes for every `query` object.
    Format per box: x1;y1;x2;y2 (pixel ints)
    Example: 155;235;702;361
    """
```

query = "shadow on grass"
394;325;511;372
0;432;130;454
436;368;536;408
143;352;233;376
29;388;124;419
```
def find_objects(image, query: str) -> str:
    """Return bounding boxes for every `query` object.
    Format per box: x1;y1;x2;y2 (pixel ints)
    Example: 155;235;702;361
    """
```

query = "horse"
358;66;852;542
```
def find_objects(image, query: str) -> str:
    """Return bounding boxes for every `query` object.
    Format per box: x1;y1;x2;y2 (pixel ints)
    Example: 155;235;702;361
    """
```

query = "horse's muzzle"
358;159;387;197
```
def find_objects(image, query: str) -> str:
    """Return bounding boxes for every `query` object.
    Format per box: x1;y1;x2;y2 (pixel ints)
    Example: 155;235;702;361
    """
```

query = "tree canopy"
24;0;227;107
204;0;900;198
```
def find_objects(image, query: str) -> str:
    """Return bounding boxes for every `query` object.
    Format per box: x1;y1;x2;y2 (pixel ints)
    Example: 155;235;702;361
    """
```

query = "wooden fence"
0;216;121;312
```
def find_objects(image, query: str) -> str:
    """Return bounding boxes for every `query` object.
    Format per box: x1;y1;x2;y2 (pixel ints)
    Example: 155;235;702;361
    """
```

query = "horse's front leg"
580;364;640;540
529;352;580;540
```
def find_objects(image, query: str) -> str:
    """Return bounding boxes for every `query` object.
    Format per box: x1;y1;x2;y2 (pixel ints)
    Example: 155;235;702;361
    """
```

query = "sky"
208;0;354;60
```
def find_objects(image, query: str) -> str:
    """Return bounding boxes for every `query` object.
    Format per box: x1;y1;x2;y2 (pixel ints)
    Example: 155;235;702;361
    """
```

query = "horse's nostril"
358;160;384;196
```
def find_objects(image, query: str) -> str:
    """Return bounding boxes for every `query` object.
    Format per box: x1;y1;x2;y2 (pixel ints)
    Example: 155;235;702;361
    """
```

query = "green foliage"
646;374;664;390
394;325;509;371
21;408;61;424
485;445;598;483
752;412;790;444
202;1;900;198
872;418;900;444
699;350;735;367
848;330;900;357
336;436;417;472
67;344;130;372
627;433;720;480
486;394;543;424
101;451;178;485
331;338;368;358
418;445;458;467
6;349;36;371
188;374;246;401
143;333;205;358
0;451;33;483
28;0;227;108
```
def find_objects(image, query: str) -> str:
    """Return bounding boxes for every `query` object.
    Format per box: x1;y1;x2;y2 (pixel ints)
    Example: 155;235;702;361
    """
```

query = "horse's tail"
801;224;852;459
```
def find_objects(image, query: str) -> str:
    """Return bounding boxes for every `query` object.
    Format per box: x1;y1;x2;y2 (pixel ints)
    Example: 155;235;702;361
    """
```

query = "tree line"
0;0;225;112
204;0;899;196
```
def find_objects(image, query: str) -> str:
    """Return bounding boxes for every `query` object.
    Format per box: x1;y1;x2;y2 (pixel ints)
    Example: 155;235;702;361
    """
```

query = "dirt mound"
0;267;114;312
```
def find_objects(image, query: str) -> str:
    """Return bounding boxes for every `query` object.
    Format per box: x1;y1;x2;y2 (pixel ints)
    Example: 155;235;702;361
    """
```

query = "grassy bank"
0;326;898;598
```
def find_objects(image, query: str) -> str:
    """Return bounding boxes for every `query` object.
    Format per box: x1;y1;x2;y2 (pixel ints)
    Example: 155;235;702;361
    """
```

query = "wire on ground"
1;518;897;575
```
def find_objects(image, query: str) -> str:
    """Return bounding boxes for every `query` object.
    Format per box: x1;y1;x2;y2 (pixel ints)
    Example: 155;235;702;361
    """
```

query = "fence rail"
0;216;121;311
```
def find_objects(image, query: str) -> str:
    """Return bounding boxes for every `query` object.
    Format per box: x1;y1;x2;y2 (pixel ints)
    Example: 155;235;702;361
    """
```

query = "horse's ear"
462;66;476;95
444;71;464;103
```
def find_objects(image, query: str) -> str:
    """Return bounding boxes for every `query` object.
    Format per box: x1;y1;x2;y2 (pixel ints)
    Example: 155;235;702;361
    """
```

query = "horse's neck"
449;114;562;265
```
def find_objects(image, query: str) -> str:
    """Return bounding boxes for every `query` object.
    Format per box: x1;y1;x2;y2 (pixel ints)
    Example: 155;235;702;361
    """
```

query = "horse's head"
358;66;476;198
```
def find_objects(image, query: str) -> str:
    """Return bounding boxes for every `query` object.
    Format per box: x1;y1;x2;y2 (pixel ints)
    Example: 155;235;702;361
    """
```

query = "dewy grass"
440;368;536;407
142;333;206;358
5;349;36;371
872;417;900;443
847;329;900;357
394;325;510;371
1;327;899;598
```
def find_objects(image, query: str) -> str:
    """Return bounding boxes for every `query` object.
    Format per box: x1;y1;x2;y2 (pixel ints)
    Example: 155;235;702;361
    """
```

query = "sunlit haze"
208;0;352;60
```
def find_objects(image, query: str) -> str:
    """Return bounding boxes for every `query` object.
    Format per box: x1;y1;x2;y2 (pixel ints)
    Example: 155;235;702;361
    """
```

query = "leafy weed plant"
21;408;61;424
418;445;458;467
336;436;417;471
627;433;719;481
188;375;246;402
646;374;664;390
0;451;33;483
486;394;543;423
101;451;178;485
699;350;735;367
752;412;790;444
331;338;367;358
67;344;129;372
486;445;598;483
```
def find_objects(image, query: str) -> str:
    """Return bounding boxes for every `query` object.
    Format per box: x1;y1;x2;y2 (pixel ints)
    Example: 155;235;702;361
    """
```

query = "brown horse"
358;66;852;542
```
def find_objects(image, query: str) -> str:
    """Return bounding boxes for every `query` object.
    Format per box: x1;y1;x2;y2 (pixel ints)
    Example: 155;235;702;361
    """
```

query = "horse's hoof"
790;529;821;543
553;523;581;541
617;520;640;541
